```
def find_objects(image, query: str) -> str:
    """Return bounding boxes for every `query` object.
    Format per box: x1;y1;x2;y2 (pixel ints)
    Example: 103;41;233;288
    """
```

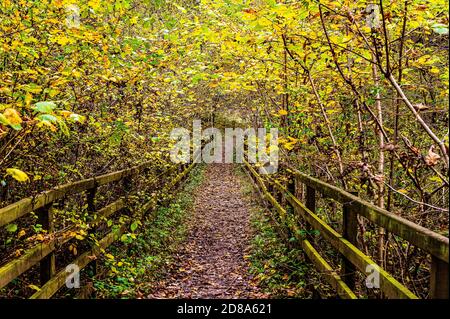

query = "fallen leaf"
6;168;29;182
425;146;441;166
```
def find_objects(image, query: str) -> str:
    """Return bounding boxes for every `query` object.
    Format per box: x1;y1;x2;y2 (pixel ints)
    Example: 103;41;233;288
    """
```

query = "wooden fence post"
342;192;358;290
123;175;132;195
266;182;273;206
287;177;296;198
286;176;296;246
430;256;449;299
275;185;282;204
304;185;316;238
87;187;97;214
305;185;315;213
37;204;55;285
87;187;98;276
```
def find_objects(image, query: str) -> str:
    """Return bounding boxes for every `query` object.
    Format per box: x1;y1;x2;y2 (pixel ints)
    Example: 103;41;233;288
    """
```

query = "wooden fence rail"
243;160;449;299
0;155;200;298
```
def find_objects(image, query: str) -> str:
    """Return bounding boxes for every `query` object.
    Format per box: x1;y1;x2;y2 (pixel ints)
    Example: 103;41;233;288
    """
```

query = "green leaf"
6;223;18;233
69;113;85;123
38;114;58;123
431;23;449;35
0;114;10;126
130;221;138;232
33;101;57;113
9;123;22;130
120;234;129;242
58;120;70;136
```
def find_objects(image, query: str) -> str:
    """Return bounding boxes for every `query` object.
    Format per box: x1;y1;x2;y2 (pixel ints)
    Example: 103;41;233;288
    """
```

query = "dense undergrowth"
60;165;206;298
93;165;205;298
237;166;330;299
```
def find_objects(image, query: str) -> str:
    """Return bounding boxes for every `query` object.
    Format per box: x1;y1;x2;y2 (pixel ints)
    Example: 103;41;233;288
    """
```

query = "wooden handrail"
0;198;125;289
284;165;449;263
270;177;417;299
0;160;158;227
30;225;127;299
243;161;357;299
0;156;199;298
242;160;449;299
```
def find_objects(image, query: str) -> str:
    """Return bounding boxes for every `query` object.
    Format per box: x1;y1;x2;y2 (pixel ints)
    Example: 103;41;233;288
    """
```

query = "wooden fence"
0;157;198;299
243;160;449;299
1;152;447;299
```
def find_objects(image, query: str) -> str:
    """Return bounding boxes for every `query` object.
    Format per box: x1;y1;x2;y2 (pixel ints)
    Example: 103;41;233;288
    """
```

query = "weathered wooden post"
37;203;55;285
266;180;274;206
305;185;315;213
304;185;316;241
274;182;282;204
286;175;296;247
341;192;358;290
287;176;296;198
430;256;449;299
87;187;97;214
87;186;98;276
123;174;132;195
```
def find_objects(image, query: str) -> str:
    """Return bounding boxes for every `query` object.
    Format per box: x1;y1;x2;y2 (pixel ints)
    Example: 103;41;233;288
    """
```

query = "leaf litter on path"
147;164;268;299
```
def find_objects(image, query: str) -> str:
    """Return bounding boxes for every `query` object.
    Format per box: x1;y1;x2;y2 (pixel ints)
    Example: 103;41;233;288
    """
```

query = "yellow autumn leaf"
25;93;33;106
6;168;29;182
0;87;11;95
284;142;296;151
278;109;288;116
37;120;57;132
0;114;10;126
105;253;115;260
55;36;70;46
60;110;72;118
28;284;41;292
88;0;100;9
429;176;443;183
430;67;440;74
17;229;26;239
3;108;22;125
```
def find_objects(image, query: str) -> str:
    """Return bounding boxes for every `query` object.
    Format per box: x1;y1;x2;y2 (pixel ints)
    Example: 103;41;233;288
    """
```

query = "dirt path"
148;164;266;299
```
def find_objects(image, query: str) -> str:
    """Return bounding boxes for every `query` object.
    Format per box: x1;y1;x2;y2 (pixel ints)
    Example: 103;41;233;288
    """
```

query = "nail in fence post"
37;204;55;285
342;191;358;290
